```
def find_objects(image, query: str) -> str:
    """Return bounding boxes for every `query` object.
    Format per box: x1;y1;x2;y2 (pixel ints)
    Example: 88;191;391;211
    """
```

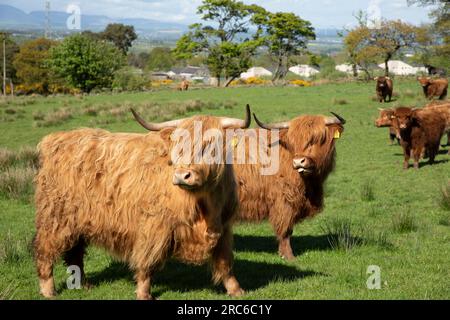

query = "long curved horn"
130;108;185;131
326;112;346;125
219;104;251;129
253;113;290;130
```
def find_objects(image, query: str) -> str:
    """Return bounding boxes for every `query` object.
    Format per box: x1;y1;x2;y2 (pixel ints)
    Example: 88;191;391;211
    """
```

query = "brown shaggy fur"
392;107;446;169
33;116;243;300
234;115;344;260
375;76;393;103
375;108;400;145
418;77;448;100
425;101;450;148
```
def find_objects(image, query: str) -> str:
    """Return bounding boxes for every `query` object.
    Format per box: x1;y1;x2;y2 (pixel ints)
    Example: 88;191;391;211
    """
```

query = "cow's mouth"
293;157;314;175
297;167;313;174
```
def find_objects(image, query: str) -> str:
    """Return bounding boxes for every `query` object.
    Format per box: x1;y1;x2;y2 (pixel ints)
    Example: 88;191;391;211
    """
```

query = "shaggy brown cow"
392;107;446;169
233;112;345;260
178;80;189;91
425;101;450;149
375;76;393;103
375;108;400;145
417;77;448;100
34;108;251;300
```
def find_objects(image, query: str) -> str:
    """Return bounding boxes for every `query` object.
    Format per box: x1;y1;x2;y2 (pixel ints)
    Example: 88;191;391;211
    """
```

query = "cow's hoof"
136;293;155;300
39;278;55;298
83;282;93;290
228;288;245;298
281;254;295;261
40;289;56;299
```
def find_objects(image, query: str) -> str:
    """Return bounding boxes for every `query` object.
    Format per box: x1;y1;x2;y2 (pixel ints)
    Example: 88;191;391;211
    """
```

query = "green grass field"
1;79;449;300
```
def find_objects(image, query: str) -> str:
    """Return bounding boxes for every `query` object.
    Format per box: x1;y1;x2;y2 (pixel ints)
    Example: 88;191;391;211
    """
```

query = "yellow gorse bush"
290;79;312;87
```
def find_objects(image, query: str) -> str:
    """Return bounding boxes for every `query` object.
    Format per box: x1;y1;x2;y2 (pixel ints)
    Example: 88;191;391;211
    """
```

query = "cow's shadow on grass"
418;158;449;168
234;234;333;257
86;252;324;296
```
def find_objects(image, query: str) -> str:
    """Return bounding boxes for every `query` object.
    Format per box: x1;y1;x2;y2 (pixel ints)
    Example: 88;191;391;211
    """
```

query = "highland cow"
375;108;400;145
34;108;251;300
178;80;189;91
375;76;393;103
392;107;446;169
425;101;450;149
233;112;345;260
417;77;448;100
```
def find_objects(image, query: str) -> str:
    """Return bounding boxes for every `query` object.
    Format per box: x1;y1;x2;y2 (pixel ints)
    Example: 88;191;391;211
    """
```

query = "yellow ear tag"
334;131;341;139
231;136;239;148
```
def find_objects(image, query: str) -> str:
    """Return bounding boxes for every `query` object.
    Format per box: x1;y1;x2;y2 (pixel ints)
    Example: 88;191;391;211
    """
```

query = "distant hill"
0;4;187;37
0;4;343;47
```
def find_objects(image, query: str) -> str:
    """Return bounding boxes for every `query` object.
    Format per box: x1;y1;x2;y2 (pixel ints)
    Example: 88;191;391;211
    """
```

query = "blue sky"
5;0;433;28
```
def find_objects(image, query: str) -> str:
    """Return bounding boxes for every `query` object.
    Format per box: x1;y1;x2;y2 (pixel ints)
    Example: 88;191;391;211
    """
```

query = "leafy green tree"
370;20;419;75
408;0;449;70
112;66;148;91
342;13;421;77
343;24;380;79
101;23;137;54
0;32;19;91
128;51;150;69
146;47;175;71
12;38;56;92
254;11;315;82
173;0;264;87
48;34;125;92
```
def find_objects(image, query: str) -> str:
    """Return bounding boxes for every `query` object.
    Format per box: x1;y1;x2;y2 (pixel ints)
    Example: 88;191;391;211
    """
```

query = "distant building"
289;65;320;78
240;67;273;79
169;66;210;80
335;63;361;75
150;72;171;81
378;60;425;76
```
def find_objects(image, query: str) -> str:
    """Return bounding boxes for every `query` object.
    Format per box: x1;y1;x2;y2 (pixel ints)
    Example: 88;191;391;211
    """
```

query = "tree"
128;51;150;69
254;11;315;82
342;13;421;77
343;24;380;79
0;32;19;92
48;34;125;92
370;20;419;75
407;0;450;70
146;47;175;71
101;23;137;54
173;0;264;87
12;38;56;92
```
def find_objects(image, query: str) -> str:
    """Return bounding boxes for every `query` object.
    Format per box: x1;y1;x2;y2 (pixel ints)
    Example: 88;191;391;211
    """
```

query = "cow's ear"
374;77;378;81
276;130;292;151
159;127;176;145
386;76;390;80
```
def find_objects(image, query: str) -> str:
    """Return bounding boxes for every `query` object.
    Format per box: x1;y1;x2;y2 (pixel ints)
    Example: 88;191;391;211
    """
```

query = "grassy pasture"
0;79;449;300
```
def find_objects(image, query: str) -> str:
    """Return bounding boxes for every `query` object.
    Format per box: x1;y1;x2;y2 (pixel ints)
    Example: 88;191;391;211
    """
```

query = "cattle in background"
234;112;345;260
375;76;393;103
392;107;446;169
425;101;450;149
425;64;447;77
178;80;190;91
34;107;251;300
375;108;400;145
417;77;448;100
